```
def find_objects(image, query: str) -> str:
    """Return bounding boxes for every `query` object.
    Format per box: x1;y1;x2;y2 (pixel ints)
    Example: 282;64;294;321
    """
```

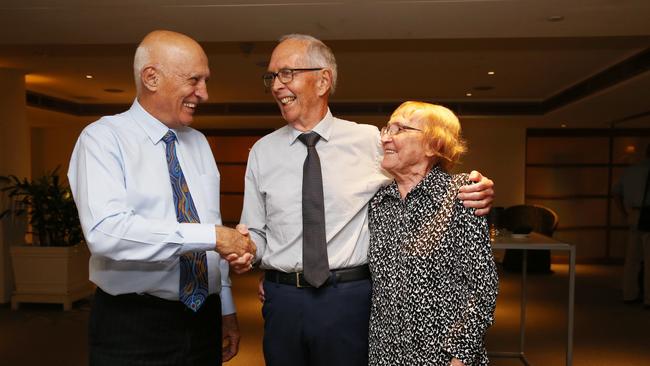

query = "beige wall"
458;119;527;208
27;107;95;181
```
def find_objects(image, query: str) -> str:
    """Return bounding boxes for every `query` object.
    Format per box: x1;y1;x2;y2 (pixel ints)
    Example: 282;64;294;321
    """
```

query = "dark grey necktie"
298;132;330;287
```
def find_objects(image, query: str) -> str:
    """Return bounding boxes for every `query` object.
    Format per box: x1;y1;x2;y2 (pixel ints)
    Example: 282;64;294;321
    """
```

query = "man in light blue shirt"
68;30;254;365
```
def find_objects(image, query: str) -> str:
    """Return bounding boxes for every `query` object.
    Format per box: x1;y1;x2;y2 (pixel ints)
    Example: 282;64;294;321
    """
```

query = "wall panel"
526;167;609;197
205;132;268;227
526;129;650;262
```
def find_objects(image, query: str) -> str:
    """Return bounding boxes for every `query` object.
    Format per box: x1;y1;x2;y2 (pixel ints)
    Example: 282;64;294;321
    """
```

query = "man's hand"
215;225;257;258
222;313;240;362
450;357;466;366
458;170;494;216
225;224;256;274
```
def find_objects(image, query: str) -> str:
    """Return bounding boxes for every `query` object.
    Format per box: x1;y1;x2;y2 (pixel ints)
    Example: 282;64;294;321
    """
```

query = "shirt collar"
417;166;451;203
129;99;174;145
288;109;333;145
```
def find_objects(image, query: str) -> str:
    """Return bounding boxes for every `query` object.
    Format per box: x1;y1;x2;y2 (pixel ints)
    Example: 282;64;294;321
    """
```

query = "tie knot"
298;132;320;147
162;130;177;144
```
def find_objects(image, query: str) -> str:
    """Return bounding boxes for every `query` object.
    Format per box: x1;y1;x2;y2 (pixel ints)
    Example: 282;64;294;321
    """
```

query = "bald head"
133;30;210;129
133;30;207;94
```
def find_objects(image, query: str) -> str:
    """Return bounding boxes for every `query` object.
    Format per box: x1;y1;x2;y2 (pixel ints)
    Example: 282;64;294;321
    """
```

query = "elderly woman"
368;101;498;366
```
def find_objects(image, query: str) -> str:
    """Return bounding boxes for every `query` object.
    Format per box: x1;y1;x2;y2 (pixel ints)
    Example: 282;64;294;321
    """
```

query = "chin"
179;117;194;127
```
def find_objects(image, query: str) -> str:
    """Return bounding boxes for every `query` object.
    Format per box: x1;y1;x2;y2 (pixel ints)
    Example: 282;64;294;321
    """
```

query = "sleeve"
442;204;499;365
371;126;392;182
240;146;268;262
67;126;216;262
219;257;236;315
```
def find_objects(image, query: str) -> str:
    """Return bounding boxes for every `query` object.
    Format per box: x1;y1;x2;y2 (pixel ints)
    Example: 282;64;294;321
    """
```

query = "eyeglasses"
262;68;323;88
380;123;423;137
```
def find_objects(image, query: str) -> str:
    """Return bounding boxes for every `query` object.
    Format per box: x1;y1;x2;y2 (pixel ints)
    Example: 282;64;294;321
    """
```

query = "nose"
380;132;392;143
195;81;208;101
271;74;285;92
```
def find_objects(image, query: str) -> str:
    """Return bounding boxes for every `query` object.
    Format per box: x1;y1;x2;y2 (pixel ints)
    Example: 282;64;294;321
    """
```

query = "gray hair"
133;43;151;94
279;34;338;94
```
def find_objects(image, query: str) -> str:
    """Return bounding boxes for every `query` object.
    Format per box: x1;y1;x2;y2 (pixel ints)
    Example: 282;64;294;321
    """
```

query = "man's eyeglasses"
262;68;323;88
380;123;423;137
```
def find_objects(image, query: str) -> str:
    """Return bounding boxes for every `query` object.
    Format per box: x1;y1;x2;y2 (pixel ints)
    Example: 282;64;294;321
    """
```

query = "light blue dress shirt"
241;110;391;272
68;100;234;314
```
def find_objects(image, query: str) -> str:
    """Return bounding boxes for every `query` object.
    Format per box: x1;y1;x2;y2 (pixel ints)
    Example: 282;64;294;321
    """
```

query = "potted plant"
0;167;93;310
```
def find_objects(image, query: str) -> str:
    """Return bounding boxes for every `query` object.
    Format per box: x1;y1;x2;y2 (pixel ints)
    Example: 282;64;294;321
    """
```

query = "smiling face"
154;46;210;129
135;31;210;129
381;115;436;179
382;101;467;179
267;39;330;131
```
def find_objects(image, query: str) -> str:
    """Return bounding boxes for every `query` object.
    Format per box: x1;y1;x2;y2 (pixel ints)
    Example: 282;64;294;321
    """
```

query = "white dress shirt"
68;100;234;314
241;110;390;272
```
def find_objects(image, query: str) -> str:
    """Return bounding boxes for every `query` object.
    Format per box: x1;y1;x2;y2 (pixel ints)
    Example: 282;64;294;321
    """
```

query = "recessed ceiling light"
487;71;495;75
466;93;472;97
85;75;93;79
547;15;564;22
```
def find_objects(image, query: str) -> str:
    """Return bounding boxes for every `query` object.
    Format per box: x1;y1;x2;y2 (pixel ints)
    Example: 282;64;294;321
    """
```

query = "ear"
316;69;332;97
425;138;441;158
141;66;160;92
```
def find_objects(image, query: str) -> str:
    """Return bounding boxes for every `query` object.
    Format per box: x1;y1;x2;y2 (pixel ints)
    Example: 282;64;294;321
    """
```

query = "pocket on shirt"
199;173;221;221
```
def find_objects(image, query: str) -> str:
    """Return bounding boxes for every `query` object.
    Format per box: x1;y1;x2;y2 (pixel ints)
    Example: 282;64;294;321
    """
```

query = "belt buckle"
295;272;307;288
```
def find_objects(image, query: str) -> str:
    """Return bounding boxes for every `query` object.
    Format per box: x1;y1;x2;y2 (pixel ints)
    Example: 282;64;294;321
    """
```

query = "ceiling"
1;0;649;128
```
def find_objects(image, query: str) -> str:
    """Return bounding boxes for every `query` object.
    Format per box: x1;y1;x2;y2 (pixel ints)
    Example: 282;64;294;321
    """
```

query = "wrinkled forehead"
164;46;209;75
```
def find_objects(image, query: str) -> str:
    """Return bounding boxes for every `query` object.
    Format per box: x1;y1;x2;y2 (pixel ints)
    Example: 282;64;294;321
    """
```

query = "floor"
1;264;648;366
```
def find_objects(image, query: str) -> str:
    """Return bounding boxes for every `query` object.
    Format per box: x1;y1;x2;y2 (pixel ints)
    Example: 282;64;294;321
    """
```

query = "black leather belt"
265;265;370;288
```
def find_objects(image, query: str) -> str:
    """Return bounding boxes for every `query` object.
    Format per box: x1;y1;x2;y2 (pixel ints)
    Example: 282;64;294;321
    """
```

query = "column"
0;68;30;303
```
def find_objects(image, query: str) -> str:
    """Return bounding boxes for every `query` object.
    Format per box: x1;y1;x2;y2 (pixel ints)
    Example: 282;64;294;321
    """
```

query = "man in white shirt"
614;144;650;308
68;30;255;365
241;34;495;366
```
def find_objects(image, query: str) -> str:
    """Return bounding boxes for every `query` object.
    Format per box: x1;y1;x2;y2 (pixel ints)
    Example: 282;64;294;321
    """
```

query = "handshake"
215;224;257;274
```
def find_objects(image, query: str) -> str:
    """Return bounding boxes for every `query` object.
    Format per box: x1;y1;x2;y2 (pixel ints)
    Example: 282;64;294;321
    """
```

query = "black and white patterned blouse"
368;166;498;366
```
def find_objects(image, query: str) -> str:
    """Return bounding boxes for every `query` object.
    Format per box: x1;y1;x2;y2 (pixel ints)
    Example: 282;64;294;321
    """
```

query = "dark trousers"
262;278;372;366
90;288;222;366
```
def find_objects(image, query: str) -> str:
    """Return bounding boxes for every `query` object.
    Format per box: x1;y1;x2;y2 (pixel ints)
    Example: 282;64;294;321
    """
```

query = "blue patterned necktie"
162;130;209;311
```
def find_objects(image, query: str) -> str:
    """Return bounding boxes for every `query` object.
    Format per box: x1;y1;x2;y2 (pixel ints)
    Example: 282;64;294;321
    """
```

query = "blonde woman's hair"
389;101;467;172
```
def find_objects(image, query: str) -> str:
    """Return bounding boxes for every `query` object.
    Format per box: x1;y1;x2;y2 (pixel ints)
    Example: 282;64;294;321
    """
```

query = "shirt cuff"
220;286;236;315
177;223;216;254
